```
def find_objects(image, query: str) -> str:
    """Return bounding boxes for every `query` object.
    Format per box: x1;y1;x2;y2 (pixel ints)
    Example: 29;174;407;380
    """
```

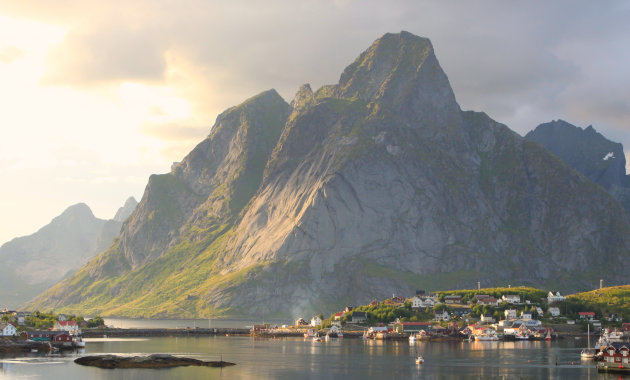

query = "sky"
1;1;629;245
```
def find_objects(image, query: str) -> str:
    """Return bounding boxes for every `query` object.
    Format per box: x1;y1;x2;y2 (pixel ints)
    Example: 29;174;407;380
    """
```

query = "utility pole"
600;279;603;290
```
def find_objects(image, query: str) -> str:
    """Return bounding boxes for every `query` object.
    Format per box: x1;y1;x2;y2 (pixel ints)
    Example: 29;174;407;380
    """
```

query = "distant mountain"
525;120;630;211
0;199;136;309
30;32;630;319
113;197;138;222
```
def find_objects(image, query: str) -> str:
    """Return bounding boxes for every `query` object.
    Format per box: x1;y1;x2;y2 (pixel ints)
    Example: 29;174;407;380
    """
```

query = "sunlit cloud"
0;46;22;63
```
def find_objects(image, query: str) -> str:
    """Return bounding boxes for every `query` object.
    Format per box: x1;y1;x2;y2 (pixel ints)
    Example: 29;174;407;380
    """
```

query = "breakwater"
82;328;250;337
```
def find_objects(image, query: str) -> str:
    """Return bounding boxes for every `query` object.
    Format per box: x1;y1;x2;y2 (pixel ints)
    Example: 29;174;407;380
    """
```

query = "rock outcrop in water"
29;31;630;318
74;354;235;369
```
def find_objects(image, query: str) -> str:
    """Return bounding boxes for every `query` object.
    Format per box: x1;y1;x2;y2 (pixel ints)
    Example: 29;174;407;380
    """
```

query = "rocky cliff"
525;120;630;211
29;32;630;318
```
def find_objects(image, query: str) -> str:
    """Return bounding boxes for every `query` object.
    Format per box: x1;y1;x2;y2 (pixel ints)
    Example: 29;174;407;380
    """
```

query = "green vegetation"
564;286;630;321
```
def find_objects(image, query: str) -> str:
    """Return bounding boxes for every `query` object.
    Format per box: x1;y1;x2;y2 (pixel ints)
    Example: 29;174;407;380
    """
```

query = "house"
600;342;630;366
451;308;473;317
548;307;561;317
0;322;17;336
547;291;565;303
520;311;532;320
578;312;596;320
444;295;462;304
344;306;354;313
295;318;309;326
16;312;25;325
24;331;72;345
422;298;436;307
504;309;517;319
53;320;80;334
310;316;322;327
411;297;423;308
478;297;499;306
393;322;432;334
502;295;521;304
622;323;630;332
333;312;344;321
351;311;367;323
607;313;623;322
474;294;490;300
535;307;544;316
480;314;495;323
435;310;450;322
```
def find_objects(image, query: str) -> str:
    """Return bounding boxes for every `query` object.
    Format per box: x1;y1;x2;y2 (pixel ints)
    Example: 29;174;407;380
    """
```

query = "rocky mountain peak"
113;197;138;222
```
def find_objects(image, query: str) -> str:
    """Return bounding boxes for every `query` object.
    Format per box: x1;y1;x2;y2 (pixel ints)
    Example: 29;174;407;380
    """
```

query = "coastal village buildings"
53;320;80;334
502;295;521;304
547;291;566;303
548;307;561;317
310;316;322;327
0;322;17;336
504;309;517;319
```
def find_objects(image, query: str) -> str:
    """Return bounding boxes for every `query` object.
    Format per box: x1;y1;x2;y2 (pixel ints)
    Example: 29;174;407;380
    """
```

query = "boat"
545;329;552;341
73;335;86;348
415;356;424;364
602;328;624;343
474;333;499;341
581;324;598;360
304;329;317;338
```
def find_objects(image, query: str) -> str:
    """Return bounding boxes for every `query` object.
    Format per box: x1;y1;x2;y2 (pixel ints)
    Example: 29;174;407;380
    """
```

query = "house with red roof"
53;320;80;334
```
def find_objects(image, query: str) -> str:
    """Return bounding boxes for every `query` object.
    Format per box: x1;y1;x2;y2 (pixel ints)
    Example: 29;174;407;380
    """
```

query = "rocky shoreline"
0;338;53;353
74;354;235;369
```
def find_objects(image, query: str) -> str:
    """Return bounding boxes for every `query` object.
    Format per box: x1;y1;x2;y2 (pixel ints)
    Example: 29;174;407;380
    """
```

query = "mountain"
29;32;630;318
113;197;138;222
0;200;136;309
525;120;630;211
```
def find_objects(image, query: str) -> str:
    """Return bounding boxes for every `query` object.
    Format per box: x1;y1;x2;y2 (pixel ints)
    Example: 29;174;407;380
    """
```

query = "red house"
578;312;595;319
601;343;630;366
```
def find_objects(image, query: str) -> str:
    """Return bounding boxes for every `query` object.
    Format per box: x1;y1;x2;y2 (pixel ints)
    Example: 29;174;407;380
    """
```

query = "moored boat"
415;355;424;364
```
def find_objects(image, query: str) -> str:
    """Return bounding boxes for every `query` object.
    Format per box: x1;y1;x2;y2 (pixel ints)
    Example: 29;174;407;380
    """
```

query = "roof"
57;320;78;326
352;311;367;317
578;312;595;316
399;322;431;326
333;312;344;317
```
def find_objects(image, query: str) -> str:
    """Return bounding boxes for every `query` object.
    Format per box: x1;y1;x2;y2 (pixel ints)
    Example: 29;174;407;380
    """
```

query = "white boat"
73;336;86;348
474;333;499;341
582;324;598;360
415;356;424;364
603;328;624;343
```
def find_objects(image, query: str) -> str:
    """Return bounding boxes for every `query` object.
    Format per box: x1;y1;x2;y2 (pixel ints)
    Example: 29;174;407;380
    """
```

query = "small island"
74;354;235;369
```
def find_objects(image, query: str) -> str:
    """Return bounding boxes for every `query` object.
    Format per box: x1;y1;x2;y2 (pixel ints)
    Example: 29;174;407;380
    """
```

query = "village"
0;310;103;352
258;287;630;344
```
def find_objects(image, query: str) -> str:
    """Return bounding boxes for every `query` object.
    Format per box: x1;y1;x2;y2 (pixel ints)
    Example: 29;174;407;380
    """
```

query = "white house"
0;322;17;336
53;320;80;334
480;314;495;323
411;296;423;308
520;311;532;320
435;310;450;322
535;307;544;316
504;309;517;319
310;316;322;327
502;295;521;304
548;307;560;317
547;291;565;303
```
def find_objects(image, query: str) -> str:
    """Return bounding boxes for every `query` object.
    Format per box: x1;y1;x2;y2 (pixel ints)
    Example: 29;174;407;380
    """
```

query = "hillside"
28;32;630;319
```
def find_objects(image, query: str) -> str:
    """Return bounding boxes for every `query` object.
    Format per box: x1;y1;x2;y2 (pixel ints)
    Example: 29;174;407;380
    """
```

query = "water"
103;317;291;329
0;336;614;379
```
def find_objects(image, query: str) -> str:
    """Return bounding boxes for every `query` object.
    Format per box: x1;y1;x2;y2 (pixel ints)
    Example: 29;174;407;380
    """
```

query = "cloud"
42;22;167;86
141;121;208;141
0;46;23;63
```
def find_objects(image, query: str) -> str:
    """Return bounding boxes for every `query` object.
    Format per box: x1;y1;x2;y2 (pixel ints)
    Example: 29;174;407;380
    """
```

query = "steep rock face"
94;90;290;273
0;203;122;308
29;32;630;318
525;120;630;211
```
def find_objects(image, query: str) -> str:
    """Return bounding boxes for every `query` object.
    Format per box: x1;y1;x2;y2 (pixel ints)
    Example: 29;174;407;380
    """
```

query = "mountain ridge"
28;32;630;318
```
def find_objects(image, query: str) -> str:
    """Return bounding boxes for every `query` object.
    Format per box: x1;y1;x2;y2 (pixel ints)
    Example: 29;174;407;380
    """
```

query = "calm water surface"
0;335;616;379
